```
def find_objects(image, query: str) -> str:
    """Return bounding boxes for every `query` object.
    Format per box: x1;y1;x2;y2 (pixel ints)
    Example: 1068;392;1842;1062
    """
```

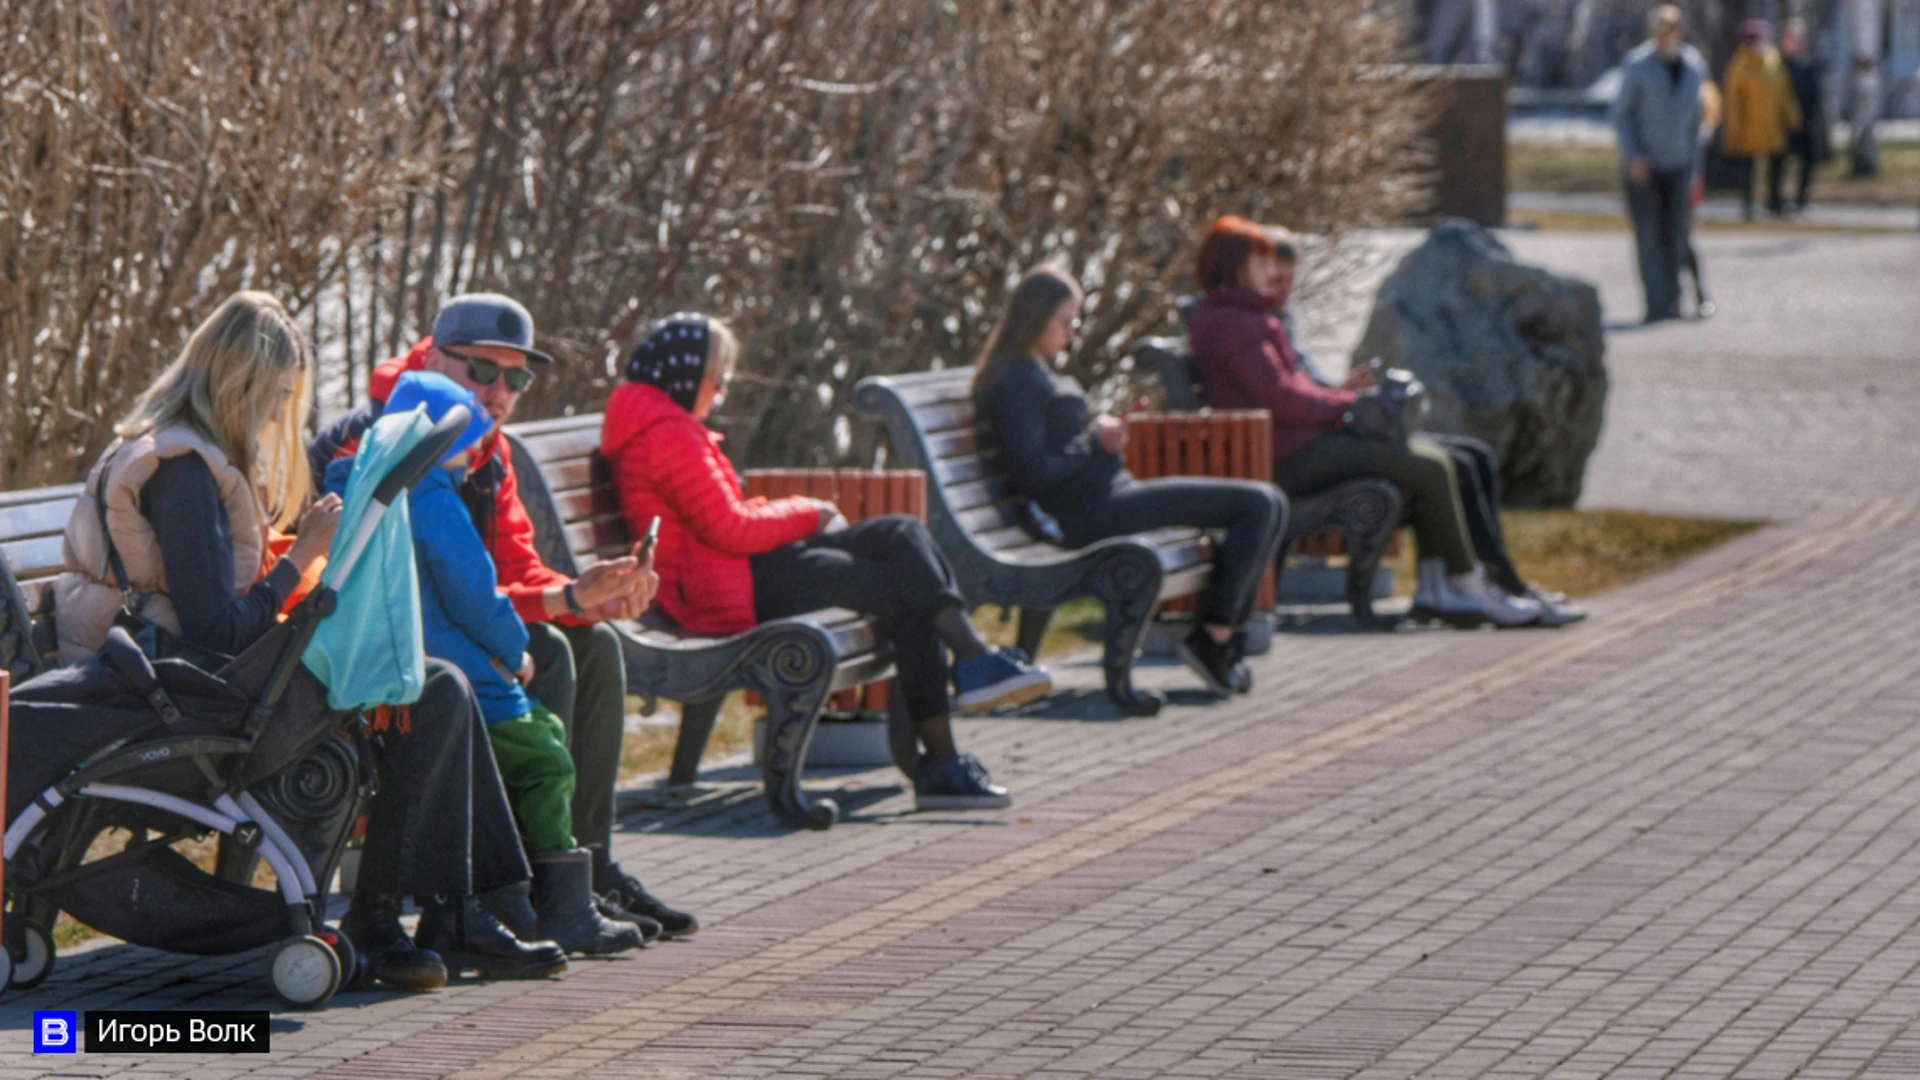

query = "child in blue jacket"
326;372;639;957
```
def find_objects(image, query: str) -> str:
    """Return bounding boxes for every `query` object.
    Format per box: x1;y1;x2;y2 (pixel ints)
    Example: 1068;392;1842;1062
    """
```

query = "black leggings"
1424;434;1527;595
1054;476;1286;628
356;658;531;899
751;516;968;724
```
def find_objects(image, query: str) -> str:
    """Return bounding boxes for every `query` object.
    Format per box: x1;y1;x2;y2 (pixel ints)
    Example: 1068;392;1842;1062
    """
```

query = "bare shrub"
4;0;1429;486
0;0;429;487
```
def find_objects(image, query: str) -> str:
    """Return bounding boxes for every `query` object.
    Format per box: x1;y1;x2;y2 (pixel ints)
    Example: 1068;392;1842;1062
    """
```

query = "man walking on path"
1612;4;1706;324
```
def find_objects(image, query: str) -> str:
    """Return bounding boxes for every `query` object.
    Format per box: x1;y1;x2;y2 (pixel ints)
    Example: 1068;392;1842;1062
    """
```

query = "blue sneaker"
952;647;1053;713
915;753;1013;811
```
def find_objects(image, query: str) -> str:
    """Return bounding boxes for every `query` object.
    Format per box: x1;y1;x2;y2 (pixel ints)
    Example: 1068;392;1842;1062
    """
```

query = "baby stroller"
2;407;470;1008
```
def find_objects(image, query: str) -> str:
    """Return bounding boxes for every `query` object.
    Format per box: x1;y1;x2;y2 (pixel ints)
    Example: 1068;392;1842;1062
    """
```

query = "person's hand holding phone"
814;499;849;534
1092;414;1128;453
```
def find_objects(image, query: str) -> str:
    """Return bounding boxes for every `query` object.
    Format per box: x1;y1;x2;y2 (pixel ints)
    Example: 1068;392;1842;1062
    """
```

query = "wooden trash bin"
1123;410;1277;612
740;469;927;712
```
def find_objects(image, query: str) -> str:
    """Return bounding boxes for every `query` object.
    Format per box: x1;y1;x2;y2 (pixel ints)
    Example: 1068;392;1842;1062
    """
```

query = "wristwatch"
563;582;588;618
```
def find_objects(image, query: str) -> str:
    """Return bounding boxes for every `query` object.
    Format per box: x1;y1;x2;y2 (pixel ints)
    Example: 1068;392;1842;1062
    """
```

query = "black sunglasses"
442;347;538;393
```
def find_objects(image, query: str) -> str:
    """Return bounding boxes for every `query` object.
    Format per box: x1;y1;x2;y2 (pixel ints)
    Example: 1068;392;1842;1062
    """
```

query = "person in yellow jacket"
1722;19;1802;220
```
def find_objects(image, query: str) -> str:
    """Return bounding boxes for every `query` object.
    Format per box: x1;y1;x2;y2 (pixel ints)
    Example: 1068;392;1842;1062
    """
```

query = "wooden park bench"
1133;338;1403;626
0;484;82;684
854;368;1217;716
502;414;901;830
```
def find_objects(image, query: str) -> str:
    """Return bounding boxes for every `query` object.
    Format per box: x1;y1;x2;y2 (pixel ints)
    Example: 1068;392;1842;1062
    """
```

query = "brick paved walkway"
4;232;1918;1078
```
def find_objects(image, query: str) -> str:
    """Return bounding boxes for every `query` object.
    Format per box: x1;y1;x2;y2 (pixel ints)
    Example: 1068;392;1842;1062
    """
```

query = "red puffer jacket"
601;383;819;634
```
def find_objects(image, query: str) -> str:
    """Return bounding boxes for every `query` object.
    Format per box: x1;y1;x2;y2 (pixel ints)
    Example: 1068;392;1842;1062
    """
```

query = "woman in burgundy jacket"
1185;217;1548;628
601;314;1049;810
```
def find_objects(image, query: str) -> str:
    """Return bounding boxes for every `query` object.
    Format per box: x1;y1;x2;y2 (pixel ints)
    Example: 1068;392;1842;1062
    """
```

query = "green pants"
524;622;626;860
485;704;577;854
1273;433;1477;574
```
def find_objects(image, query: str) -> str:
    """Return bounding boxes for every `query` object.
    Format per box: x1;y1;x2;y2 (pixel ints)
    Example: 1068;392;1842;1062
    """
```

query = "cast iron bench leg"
669;698;722;786
1015;606;1053;659
1090;548;1167;716
750;633;839;830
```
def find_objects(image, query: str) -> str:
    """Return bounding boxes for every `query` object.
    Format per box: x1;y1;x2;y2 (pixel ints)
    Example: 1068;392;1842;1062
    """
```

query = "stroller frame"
2;406;472;1008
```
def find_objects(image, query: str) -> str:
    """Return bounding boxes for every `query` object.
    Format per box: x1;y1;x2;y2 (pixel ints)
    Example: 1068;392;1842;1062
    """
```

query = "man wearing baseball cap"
311;293;700;950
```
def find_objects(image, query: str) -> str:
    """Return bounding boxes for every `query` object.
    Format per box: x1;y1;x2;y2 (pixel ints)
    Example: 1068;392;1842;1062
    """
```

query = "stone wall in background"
1352;220;1608;507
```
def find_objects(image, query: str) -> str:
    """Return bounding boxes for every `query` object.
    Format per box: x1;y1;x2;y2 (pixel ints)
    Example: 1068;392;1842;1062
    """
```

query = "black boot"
479;880;541;943
339;892;448;991
593;857;700;940
531;848;644;956
593;894;663;944
415;894;568;980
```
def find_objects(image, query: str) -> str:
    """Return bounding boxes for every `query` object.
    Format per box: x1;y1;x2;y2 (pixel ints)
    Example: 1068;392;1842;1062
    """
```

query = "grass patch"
1510;140;1920;206
1384;508;1764;597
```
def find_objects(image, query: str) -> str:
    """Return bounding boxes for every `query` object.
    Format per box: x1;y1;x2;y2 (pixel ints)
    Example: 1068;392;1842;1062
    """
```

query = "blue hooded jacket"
323;372;533;724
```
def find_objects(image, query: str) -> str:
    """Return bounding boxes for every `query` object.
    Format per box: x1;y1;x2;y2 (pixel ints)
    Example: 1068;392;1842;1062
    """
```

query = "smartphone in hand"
632;515;661;563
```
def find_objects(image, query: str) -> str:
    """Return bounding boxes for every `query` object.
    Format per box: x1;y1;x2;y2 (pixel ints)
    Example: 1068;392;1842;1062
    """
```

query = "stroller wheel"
6;921;55;990
318;929;366;992
270;935;341;1010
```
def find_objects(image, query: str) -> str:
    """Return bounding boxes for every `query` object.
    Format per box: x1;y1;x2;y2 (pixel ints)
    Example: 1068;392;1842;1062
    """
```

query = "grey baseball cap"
430;292;555;364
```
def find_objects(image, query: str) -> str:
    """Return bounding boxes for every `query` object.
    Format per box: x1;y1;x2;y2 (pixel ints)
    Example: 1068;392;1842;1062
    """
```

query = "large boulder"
1351;219;1607;507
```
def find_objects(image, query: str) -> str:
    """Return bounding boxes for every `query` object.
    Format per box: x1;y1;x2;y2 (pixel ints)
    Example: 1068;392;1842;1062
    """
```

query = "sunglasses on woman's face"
442;347;538;393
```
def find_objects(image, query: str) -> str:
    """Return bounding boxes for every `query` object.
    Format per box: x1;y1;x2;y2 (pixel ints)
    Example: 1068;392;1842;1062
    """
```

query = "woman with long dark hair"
973;266;1287;696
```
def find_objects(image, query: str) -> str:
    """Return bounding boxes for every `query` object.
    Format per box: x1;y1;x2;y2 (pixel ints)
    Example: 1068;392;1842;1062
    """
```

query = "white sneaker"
1525;585;1587;627
1412;559;1541;629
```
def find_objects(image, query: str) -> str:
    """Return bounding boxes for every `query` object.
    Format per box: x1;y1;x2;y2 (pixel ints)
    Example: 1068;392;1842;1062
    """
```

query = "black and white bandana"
624;313;711;413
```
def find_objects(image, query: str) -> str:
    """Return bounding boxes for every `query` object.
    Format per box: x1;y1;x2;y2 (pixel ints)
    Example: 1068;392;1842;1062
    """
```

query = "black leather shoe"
415;895;568;980
478;881;540;943
339;893;448;991
594;893;663;944
594;863;699;940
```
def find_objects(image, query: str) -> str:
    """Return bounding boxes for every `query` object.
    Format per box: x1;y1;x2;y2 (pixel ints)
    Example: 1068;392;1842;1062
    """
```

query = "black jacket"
974;359;1125;518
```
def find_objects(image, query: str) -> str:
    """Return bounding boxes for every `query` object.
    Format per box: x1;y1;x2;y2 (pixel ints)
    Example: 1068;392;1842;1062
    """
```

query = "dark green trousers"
524;621;627;859
485;704;576;853
1273;433;1476;574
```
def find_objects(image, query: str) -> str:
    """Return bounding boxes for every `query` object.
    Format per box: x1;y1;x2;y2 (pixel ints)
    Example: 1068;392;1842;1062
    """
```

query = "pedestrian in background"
1777;17;1829;214
1723;19;1802;220
1611;4;1707;323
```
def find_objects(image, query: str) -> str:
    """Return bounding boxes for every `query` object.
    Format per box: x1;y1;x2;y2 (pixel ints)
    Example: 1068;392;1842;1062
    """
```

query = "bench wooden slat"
0;484;85;513
914;400;974;434
563;519;632;559
3;535;68;582
951;502;1027;536
538;457;598;495
0;497;80;543
892;377;974;410
932;452;995;487
514;425;601;464
971;525;1039;553
923;429;979;462
941;478;1015;514
550;487;624;528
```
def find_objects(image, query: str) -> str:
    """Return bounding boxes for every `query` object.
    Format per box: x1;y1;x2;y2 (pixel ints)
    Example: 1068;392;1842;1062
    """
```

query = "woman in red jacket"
602;314;1049;810
1185;217;1544;628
